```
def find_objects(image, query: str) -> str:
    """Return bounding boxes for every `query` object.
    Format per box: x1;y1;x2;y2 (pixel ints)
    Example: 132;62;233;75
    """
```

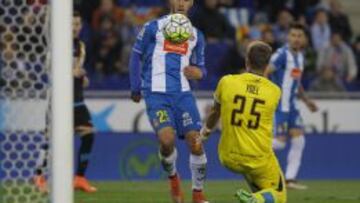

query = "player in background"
268;23;318;190
33;11;97;193
201;41;286;203
129;0;208;202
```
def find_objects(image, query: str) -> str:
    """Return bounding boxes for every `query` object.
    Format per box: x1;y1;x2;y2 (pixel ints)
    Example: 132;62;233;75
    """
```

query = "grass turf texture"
74;180;360;203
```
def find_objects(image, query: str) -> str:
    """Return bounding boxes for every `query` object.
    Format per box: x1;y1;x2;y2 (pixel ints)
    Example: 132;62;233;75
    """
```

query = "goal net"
0;0;51;202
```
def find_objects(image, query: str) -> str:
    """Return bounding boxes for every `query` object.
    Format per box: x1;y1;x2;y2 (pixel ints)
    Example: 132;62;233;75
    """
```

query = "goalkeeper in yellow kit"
201;41;286;203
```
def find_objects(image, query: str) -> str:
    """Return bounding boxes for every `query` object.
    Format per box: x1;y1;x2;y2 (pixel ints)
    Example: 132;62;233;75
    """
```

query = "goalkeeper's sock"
35;144;49;175
190;153;207;191
159;148;178;177
285;136;305;180
76;133;94;176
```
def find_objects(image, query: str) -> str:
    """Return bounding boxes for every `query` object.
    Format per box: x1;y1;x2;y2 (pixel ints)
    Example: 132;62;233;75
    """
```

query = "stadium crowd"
75;0;359;91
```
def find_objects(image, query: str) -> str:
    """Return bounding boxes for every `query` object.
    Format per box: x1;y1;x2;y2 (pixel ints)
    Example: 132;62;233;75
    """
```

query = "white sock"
159;149;177;177
286;136;305;180
273;138;286;150
190;153;207;190
36;148;47;171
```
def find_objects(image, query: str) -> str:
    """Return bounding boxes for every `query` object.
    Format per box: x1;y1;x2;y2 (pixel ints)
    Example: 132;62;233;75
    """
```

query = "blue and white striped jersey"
132;15;206;93
270;45;304;112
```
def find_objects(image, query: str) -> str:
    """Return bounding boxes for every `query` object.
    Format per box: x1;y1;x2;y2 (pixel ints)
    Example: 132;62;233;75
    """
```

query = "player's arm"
83;76;90;88
129;22;153;103
298;84;318;112
264;64;276;77
265;50;284;77
201;101;221;140
200;77;225;140
185;31;207;80
80;42;90;88
74;42;86;79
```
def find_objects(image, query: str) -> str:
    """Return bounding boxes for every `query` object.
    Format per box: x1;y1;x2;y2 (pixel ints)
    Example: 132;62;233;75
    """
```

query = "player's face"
288;29;305;51
169;0;193;15
73;16;82;39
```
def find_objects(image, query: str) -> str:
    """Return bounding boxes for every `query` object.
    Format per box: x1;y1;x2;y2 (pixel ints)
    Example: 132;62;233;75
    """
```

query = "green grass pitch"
75;180;360;203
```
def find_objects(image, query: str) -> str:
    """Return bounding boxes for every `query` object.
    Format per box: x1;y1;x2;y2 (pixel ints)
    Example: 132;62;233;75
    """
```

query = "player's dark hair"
247;41;273;71
289;22;306;34
73;11;81;18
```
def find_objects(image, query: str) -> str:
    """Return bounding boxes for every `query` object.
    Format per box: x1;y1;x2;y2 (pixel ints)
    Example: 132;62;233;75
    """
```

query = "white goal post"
51;0;73;203
0;0;73;202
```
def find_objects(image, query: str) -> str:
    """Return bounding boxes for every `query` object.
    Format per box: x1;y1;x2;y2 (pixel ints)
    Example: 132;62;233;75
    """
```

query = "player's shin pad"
190;154;207;190
159;148;178;177
285;136;305;180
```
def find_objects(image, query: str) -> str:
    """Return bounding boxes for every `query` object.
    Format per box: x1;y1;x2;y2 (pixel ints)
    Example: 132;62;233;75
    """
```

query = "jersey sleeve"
130;21;156;92
273;86;282;109
214;76;227;104
270;50;286;71
132;21;156;54
190;30;207;77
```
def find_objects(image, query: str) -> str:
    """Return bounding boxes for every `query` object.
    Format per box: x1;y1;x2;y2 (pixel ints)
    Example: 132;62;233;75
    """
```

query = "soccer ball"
163;13;193;44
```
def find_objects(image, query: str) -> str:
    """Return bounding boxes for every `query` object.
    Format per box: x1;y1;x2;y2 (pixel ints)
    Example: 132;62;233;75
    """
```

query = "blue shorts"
144;92;202;139
274;109;303;136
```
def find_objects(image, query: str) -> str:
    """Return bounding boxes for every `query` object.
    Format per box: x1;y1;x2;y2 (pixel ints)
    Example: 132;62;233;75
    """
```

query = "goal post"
51;0;73;203
0;0;73;202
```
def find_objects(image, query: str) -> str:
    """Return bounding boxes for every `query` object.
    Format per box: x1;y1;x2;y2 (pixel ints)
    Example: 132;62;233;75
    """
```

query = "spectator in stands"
272;9;294;45
74;0;98;23
191;0;235;43
118;5;163;75
309;66;345;92
328;0;352;43
353;36;360;81
317;32;358;83
92;0;125;30
261;28;280;51
118;0;165;7
249;13;269;40
93;17;123;76
302;31;318;79
218;36;251;75
219;0;252;28
311;9;331;52
292;0;321;19
255;0;288;22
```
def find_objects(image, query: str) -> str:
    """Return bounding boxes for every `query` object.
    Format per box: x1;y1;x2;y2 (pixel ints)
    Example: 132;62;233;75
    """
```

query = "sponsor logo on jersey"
163;40;189;55
182;112;193;127
291;68;302;79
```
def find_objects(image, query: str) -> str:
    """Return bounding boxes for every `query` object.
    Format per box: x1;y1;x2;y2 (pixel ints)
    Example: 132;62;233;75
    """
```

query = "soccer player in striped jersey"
129;1;208;203
268;23;318;190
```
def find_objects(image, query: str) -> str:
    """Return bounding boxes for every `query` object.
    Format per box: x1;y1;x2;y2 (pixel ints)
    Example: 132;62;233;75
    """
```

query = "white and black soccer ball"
163;13;193;44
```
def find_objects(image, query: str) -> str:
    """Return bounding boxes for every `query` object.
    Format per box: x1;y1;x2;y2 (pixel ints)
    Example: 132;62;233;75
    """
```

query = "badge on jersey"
163;40;189;55
182;112;193;127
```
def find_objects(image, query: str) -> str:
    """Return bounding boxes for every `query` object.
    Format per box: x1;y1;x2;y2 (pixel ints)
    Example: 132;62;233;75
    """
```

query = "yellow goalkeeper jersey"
214;73;281;164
